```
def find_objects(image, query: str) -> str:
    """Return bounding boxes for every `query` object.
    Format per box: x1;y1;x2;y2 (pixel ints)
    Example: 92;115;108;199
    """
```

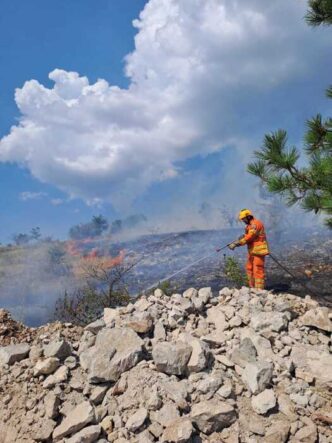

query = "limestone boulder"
242;361;274;394
152;341;192;375
231;337;257;367
52;401;95;441
251;389;276;415
161;417;193;443
179;332;209;373
43;340;72;360
34;357;60;376
291;344;332;384
126;408;148;432
250;312;289;333
0;343;30;366
65;425;101;443
299;307;332;333
80;327;144;383
191;400;236;434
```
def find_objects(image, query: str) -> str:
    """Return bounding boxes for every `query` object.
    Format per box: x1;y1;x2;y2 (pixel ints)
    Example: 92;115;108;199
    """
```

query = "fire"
66;239;125;279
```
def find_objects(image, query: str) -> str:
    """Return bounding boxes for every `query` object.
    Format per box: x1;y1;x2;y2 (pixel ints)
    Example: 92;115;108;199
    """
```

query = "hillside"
0;227;332;327
0;286;331;442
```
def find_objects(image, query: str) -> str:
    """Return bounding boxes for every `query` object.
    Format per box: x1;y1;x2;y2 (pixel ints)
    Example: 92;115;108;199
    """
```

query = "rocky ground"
0;286;331;443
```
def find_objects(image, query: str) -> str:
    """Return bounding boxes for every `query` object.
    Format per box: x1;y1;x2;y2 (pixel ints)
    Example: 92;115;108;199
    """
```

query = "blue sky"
0;0;147;241
0;0;331;242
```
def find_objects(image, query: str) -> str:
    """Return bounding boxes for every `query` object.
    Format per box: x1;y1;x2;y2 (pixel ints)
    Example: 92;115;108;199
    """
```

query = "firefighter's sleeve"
238;224;259;245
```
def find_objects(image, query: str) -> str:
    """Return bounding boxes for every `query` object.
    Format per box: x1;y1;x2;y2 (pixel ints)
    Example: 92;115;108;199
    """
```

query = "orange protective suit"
238;218;269;289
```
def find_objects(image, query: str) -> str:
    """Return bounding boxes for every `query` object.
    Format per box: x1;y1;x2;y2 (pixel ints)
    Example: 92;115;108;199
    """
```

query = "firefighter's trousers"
246;254;265;289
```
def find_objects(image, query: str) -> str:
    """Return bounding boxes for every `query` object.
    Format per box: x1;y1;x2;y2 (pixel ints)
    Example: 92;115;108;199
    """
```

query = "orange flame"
66;238;125;278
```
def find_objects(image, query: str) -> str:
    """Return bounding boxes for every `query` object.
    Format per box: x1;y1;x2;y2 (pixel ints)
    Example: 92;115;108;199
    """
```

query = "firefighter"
228;209;269;289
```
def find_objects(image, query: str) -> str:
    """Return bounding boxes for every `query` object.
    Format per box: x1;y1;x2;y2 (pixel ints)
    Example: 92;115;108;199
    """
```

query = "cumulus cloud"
1;0;331;209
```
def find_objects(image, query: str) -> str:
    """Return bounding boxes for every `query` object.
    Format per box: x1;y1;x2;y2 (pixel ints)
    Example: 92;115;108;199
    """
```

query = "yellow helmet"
238;208;253;220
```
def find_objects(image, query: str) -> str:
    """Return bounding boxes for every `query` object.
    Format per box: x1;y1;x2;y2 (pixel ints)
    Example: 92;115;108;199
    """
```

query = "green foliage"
53;287;130;325
110;214;148;234
157;280;175;296
69;214;109;239
305;0;332;26
30;227;41;241
223;256;247;288
248;120;332;226
12;233;31;246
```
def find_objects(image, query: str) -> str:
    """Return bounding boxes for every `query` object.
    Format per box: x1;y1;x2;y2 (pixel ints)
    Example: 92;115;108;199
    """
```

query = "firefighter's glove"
228;241;239;251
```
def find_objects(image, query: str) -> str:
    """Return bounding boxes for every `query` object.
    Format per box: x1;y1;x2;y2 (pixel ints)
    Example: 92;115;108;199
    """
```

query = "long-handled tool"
268;252;300;280
136;240;237;299
268;252;316;295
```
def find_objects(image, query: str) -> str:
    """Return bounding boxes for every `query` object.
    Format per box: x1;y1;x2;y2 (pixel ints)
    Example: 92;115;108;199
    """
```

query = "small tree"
223;256;248;288
110;219;123;234
30;226;41;241
69;215;109;240
13;233;30;246
54;251;137;324
91;215;109;236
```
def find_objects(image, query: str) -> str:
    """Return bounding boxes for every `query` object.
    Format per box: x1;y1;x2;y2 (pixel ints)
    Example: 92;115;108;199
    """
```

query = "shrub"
223;256;248;288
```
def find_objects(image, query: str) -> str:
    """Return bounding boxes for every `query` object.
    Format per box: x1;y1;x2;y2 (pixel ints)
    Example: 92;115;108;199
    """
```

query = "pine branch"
305;0;332;26
326;85;332;98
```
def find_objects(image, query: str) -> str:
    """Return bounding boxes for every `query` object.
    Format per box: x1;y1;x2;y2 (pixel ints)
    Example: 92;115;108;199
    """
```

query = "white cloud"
19;191;47;201
1;0;330;209
50;198;64;206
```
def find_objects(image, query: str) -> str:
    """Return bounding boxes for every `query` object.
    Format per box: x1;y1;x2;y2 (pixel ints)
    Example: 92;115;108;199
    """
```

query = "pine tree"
305;0;332;26
248;1;332;227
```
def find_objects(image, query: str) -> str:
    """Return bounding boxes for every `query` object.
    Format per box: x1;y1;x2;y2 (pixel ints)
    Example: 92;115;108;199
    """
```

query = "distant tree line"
68;214;147;240
12;226;42;246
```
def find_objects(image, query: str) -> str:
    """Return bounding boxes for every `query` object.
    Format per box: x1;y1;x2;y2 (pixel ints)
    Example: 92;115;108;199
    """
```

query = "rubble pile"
0;287;331;443
0;309;36;346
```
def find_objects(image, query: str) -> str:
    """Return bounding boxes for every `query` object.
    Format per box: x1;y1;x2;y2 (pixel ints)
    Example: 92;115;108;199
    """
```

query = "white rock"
43;340;72;360
85;318;106;334
43;365;68;389
251;389;276;414
161;417;193;443
153;403;180;428
183;288;198;299
179;332;209;373
154;321;166;341
103;307;119;326
34;357;60;376
198;287;212;303
191;400;236;435
44;391;60;419
251;312;289;333
216;380;233;399
152;341;192;375
242;361;274;394
206;306;228;331
66;425;101;443
53;401;95;441
80;327;144;383
0;343;30;366
126;408;148;432
300;307;332;333
291;344;332;384
294;417;317;442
